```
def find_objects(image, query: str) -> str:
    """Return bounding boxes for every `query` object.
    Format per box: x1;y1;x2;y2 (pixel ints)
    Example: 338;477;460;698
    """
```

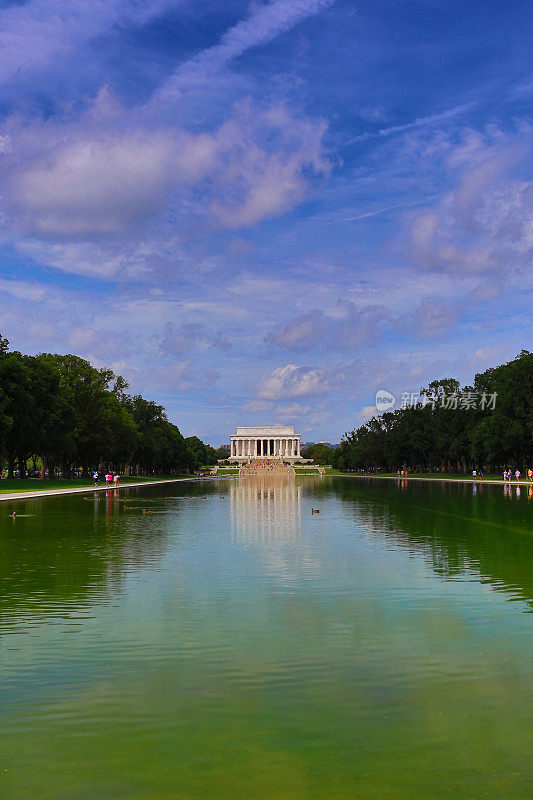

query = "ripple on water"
1;479;533;799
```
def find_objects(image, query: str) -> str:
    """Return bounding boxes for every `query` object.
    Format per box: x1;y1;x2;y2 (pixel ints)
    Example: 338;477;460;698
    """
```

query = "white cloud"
395;299;461;339
257;363;329;399
209;102;329;228
266;304;390;351
242;399;274;413
358;405;377;422
1;91;328;241
275;402;311;419
405;127;533;276
159;322;231;356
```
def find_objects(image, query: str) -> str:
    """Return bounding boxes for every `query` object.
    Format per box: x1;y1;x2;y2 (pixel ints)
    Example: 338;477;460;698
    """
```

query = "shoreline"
0;476;215;503
337;474;525;486
1;472;526;503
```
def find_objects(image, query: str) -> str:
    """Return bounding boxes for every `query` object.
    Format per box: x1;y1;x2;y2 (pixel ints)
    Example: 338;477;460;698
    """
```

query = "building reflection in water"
230;475;302;547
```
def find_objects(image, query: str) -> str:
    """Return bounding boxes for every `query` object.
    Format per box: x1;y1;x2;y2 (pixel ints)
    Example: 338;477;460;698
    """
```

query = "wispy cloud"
345;103;476;146
0;0;176;83
342;202;417;222
0;0;530;443
153;0;337;103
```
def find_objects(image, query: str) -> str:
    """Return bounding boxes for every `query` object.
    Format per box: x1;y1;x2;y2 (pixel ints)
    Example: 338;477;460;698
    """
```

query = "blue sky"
0;0;531;444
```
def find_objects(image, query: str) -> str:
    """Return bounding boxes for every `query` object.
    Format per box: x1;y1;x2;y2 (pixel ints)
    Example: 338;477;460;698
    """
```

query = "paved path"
0;477;211;503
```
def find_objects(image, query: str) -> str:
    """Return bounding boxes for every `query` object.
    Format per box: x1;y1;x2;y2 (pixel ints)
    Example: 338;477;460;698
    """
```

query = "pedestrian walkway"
0;477;200;503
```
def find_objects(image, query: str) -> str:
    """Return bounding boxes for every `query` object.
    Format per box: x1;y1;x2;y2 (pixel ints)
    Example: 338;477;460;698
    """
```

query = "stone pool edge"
0;476;219;503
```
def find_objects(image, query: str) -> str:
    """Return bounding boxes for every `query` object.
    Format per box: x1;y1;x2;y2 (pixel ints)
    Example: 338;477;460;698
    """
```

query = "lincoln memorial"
227;426;306;462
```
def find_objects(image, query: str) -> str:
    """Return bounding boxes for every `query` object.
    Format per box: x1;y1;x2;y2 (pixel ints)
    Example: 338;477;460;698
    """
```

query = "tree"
185;436;208;469
303;443;334;464
335;353;533;474
127;396;191;474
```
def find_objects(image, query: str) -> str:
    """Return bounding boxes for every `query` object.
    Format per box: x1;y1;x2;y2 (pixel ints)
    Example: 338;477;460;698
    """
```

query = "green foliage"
302;443;334;464
0;336;206;477
126;396;190;474
336;352;533;473
184;437;223;468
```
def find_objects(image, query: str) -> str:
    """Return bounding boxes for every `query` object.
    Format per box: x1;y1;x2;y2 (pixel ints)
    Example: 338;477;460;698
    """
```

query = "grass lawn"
0;475;193;495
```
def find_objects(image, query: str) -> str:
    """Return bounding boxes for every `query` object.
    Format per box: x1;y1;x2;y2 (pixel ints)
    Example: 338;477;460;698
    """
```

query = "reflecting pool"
1;477;532;799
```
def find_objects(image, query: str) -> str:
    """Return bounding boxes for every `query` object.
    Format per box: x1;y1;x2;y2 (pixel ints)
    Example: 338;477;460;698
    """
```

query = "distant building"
227;425;308;463
301;440;339;450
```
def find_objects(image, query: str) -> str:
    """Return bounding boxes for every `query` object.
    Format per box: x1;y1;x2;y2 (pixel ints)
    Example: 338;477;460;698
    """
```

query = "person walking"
515;468;521;483
93;470;99;487
114;473;120;487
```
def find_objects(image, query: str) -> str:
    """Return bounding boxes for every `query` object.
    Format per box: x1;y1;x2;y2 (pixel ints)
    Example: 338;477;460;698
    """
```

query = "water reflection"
328;477;533;609
2;478;533;800
0;485;186;625
230;475;302;546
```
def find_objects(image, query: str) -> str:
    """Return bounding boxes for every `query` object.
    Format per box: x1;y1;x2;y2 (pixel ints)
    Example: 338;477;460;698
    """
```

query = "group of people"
240;458;293;476
92;470;120;487
501;468;533;483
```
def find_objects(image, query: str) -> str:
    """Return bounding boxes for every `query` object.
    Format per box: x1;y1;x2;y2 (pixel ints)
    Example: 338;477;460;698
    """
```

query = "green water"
1;477;532;799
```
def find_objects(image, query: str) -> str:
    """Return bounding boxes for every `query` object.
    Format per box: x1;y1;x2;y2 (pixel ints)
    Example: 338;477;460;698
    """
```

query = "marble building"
227;425;306;462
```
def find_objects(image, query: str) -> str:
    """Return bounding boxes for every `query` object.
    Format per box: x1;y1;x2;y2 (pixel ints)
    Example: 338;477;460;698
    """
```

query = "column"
297;439;300;456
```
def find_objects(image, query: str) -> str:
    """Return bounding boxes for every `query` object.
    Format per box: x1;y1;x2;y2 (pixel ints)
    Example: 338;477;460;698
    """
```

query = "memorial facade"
228;426;304;462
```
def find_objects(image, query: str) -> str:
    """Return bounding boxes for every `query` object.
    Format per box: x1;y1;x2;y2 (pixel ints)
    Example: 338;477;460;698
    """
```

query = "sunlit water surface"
1;477;532;799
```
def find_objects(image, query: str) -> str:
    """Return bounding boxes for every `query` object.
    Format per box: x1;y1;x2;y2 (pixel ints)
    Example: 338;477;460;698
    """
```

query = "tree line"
0;336;224;479
331;351;533;474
